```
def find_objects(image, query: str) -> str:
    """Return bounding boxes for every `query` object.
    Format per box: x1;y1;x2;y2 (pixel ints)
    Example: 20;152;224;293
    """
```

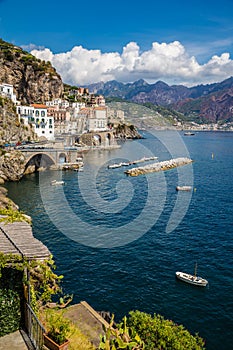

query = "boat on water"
51;180;65;186
176;263;208;287
108;163;122;169
184;132;195;136
176;186;192;191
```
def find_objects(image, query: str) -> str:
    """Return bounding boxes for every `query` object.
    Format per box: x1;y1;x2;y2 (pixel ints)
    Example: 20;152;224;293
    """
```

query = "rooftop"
0;219;51;260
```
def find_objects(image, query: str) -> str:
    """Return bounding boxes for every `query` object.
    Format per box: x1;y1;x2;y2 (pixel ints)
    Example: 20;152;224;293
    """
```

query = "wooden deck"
0;219;50;260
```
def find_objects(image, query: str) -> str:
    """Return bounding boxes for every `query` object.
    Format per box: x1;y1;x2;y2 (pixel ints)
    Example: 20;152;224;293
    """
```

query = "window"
41;111;45;117
42;131;45;134
35;110;39;116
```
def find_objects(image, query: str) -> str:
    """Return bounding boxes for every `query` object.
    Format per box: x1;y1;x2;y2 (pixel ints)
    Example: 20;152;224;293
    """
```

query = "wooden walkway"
0;219;50;260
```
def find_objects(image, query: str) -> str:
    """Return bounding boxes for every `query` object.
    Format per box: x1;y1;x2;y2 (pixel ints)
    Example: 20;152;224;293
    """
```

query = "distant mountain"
88;77;233;123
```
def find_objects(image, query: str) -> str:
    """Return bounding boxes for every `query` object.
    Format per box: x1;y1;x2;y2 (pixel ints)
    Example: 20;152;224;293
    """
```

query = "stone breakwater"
124;157;193;177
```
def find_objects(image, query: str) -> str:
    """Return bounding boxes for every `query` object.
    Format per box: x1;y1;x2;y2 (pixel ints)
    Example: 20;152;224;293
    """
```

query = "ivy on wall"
0;268;24;337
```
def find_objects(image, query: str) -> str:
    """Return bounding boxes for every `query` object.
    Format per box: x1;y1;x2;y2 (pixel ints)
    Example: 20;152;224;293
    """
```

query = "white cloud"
31;41;233;86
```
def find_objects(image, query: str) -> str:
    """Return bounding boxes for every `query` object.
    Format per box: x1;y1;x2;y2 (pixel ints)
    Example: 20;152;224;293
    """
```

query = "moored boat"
176;186;192;191
51;180;65;186
184;132;195;136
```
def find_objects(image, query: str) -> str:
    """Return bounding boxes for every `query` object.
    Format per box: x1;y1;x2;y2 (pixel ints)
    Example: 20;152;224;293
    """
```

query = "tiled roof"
31;104;48;109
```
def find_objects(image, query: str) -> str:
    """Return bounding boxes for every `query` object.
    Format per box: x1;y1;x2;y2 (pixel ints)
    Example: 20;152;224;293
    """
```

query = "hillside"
173;88;233;123
106;99;183;129
0;39;63;104
89;77;233;123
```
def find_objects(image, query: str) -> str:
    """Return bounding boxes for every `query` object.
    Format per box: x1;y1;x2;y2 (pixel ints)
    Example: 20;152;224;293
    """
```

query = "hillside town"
0;82;125;142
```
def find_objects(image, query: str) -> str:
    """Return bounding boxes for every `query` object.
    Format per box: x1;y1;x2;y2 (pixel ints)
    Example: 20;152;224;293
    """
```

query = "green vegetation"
0;206;31;224
107;100;176;128
142;102;185;122
0;252;63;313
99;315;144;349
45;309;73;345
40;307;95;350
0;288;22;336
0;267;23;337
99;311;205;350
127;310;205;350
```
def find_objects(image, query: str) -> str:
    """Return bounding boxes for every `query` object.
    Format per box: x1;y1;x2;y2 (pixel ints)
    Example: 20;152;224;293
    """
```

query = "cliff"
114;123;142;139
0;150;26;183
0;39;63;104
0;97;37;146
0;186;18;209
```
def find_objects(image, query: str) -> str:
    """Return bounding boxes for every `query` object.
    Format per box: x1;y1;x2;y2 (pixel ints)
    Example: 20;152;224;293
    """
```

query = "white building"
0;83;17;103
46;98;69;109
17;104;55;140
87;107;108;132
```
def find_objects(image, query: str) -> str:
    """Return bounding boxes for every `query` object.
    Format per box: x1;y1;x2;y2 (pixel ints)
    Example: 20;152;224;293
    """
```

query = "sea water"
5;130;233;349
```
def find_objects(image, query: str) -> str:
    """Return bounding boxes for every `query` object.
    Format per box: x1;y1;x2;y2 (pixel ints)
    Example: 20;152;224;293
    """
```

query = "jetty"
124;157;193;177
108;156;158;169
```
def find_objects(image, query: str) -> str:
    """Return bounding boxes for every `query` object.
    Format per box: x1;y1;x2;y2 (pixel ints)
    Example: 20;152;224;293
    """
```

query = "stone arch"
58;153;67;164
25;153;56;171
93;134;102;146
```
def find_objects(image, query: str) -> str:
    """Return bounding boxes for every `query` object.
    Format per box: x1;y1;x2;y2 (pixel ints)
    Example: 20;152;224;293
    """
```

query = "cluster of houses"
0;82;125;141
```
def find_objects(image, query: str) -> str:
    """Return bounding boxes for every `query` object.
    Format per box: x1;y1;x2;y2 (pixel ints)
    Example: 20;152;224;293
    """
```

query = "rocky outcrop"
114;124;142;139
0;186;19;209
0;150;26;182
0;97;37;146
0;39;63;103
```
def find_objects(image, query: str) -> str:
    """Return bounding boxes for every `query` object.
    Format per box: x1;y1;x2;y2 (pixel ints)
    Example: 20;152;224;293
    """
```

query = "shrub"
45;310;73;345
127;310;205;350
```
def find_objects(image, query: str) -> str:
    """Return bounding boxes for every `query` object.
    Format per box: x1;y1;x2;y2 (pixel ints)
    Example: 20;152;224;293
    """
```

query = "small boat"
51;180;65;186
184;132;195;136
176;263;208;287
108;163;122;169
176;186;192;191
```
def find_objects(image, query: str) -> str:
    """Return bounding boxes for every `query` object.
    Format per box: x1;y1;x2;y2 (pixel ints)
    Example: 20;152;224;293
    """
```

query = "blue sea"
5;131;233;349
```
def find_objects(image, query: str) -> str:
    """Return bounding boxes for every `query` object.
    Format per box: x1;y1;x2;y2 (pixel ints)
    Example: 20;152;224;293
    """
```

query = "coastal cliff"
0;39;63;103
0;186;18;209
114;123;142;139
0;97;37;146
0;150;26;183
0;97;36;183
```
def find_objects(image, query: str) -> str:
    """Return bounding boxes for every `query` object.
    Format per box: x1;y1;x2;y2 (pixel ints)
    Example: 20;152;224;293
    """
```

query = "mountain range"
88;78;233;123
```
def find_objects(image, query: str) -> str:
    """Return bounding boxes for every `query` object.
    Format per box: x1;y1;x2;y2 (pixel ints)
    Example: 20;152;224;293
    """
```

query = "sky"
1;0;233;86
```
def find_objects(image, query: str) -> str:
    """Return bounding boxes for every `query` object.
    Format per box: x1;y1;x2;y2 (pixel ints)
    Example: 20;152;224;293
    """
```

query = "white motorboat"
108;163;122;169
176;263;208;287
176;186;192;191
51;180;65;186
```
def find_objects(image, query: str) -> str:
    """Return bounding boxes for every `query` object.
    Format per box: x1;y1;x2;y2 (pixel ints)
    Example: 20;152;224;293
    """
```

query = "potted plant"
44;310;72;350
